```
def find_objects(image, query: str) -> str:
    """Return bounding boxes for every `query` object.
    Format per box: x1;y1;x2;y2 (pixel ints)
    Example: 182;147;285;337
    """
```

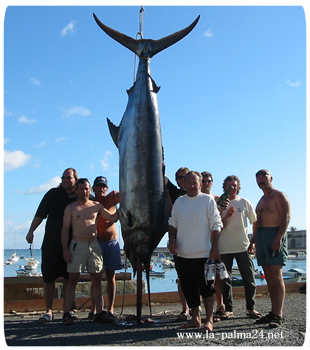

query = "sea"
3;249;307;294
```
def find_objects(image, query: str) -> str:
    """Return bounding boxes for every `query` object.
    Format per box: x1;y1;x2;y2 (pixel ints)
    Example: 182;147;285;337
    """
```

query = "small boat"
231;277;244;287
16;268;30;277
283;274;302;283
231;267;262;278
149;270;165;277
161;260;175;268
295;252;306;260
24;258;39;270
286;268;306;280
10;253;19;262
4;259;14;265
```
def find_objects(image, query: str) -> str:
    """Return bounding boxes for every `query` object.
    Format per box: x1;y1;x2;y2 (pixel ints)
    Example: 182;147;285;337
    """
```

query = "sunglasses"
177;176;185;180
202;179;212;183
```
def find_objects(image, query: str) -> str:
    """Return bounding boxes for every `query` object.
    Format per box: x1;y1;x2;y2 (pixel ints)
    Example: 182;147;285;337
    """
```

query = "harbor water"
3;249;306;294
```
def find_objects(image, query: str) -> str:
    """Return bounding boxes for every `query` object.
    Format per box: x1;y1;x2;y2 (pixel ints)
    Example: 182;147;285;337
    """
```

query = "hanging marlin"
93;12;200;323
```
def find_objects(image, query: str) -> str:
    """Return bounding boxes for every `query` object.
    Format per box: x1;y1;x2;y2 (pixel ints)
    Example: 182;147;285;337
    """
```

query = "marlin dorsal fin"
107;118;119;148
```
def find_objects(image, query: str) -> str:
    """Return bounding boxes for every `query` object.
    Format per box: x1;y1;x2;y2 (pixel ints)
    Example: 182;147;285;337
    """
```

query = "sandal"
107;312;115;322
94;310;114;323
63;312;74;326
255;312;275;324
220;311;234;320
213;312;220;322
177;311;189;320
39;313;53;323
246;310;262;319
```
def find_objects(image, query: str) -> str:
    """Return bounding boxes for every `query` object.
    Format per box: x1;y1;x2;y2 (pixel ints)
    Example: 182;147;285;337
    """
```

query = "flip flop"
177;311;189;320
39;313;53;323
246;310;262;319
63;312;74;326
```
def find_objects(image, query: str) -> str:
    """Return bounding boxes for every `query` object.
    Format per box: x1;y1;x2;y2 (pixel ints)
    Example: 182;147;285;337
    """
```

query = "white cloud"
61;20;77;37
286;80;301;87
18;115;37;124
203;29;213;37
4;150;31;171
29;77;41;86
62;106;91;118
55;137;67;142
101;151;112;170
24;176;62;195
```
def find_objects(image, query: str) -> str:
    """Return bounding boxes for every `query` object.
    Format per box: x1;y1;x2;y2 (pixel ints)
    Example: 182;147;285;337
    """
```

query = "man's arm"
209;230;221;260
248;221;257;254
26;216;44;244
272;192;291;251
168;225;178;255
61;206;72;263
99;204;119;223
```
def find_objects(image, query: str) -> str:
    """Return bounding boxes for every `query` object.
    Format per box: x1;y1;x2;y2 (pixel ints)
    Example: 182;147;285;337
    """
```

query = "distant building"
287;230;306;250
248;230;306;250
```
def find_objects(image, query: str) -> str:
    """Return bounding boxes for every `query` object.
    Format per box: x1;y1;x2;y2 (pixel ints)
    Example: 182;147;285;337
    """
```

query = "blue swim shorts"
98;239;122;271
255;227;288;266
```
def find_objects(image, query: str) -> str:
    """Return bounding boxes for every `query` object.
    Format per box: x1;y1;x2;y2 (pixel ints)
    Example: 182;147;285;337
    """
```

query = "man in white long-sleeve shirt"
168;171;223;331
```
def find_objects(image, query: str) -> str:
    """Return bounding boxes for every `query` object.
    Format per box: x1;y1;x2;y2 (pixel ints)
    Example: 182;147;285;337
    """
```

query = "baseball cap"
93;176;108;187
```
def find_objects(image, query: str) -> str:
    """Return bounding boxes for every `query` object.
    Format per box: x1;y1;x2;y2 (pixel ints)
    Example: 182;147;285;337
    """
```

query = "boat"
283;274;302;283
24;258;39;270
149;270;165;277
16;268;30;277
4;259;14;265
161;259;175;268
286;268;306;280
231;267;262;278
231;277;244;287
10;253;19;263
295;252;306;260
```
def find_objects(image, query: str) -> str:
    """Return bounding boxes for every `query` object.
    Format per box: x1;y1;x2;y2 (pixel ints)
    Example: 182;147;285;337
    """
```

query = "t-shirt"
35;186;77;251
168;192;223;259
218;196;257;254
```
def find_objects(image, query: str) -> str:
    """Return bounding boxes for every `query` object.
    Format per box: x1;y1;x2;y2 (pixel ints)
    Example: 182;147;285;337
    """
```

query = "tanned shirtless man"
89;176;122;322
248;170;290;328
61;178;119;325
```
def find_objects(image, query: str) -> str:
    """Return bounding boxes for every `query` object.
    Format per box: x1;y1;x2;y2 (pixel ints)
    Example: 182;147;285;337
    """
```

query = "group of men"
168;168;290;331
26;167;290;331
26;169;121;325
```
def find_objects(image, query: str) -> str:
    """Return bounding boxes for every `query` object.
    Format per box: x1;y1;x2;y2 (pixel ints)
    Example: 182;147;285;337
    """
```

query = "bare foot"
178;320;201;329
200;321;213;332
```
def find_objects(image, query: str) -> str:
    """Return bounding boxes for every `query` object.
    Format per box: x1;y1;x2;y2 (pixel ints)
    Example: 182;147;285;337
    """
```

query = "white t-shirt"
218;196;257;254
168;193;223;259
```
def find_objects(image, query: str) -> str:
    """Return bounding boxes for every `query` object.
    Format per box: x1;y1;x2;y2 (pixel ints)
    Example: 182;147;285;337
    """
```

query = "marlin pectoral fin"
93;13;200;58
107;118;119;148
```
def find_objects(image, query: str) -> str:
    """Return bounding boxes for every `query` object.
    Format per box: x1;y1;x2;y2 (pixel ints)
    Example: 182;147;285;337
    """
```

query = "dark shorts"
176;256;215;309
41;248;68;283
98;239;122;271
255;227;288;266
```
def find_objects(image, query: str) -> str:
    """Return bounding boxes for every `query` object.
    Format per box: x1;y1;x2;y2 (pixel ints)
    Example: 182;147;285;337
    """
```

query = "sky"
2;3;308;250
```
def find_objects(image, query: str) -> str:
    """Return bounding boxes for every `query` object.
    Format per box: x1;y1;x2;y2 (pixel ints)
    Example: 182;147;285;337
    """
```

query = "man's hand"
63;251;72;263
26;232;34;244
169;241;177;255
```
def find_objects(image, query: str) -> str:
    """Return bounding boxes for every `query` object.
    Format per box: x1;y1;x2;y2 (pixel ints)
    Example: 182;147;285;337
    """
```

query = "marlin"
93;13;200;323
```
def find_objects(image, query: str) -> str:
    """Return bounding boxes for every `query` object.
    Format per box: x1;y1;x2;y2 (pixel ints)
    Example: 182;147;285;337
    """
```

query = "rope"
133;6;144;83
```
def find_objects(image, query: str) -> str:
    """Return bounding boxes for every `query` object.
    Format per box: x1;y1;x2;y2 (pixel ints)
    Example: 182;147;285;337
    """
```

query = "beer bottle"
217;186;232;207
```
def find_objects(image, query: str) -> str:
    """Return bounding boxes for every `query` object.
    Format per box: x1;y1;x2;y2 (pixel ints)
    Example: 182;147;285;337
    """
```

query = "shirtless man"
61;178;119;325
89;176;122;321
248;169;290;328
